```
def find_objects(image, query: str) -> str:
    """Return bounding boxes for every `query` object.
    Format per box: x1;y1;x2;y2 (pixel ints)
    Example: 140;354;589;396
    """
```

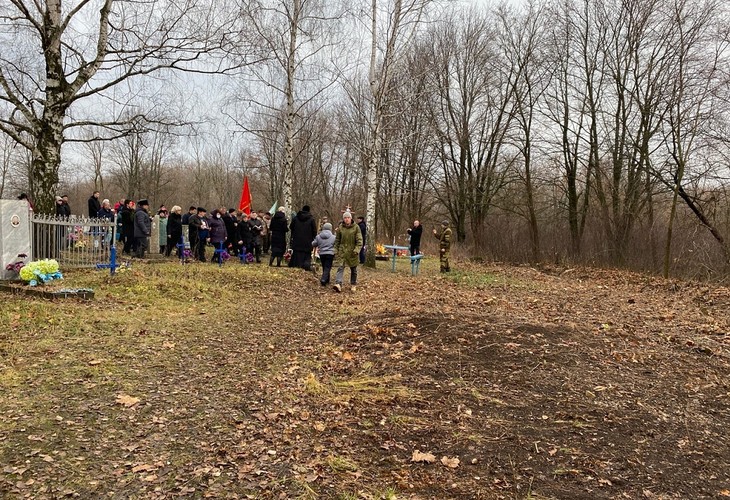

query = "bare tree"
657;0;729;274
363;0;434;266
233;0;344;215
376;47;439;242
82;128;107;193
499;1;551;261
543;0;606;257
424;8;518;249
0;0;249;213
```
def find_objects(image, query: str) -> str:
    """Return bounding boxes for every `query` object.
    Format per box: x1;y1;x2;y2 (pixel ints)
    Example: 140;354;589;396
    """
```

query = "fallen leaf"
88;359;104;366
441;456;460;468
719;491;730;497
342;351;354;360
132;464;155;473
162;342;175;349
411;450;436;463
116;394;140;408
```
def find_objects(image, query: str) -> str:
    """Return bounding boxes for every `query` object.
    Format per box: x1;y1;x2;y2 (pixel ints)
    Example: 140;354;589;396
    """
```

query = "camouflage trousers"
440;249;450;272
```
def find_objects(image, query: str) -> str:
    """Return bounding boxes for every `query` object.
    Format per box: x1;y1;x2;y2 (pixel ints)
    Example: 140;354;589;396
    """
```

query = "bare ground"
0;259;729;499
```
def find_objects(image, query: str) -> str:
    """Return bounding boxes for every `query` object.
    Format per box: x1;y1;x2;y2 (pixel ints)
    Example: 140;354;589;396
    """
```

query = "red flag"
238;176;252;215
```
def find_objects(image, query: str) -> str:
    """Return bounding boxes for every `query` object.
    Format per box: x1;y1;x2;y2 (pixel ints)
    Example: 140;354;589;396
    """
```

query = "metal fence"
31;214;117;268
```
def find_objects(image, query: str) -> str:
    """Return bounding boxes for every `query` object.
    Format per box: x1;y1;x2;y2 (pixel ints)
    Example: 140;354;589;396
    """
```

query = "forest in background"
1;0;730;278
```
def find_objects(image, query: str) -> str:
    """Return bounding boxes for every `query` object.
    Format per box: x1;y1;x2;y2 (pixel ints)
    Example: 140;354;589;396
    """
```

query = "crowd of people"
49;191;454;288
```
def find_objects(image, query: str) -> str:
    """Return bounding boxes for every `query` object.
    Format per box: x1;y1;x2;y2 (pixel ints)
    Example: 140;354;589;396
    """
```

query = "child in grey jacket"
312;223;335;286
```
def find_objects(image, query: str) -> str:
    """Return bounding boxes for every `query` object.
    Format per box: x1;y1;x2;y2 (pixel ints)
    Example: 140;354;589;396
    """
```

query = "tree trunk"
30;116;64;214
281;0;300;216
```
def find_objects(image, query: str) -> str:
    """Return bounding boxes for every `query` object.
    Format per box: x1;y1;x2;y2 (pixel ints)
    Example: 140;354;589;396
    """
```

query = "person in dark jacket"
289;205;317;270
96;199;114;249
237;212;253;258
223;208;238;255
208;209;228;263
121;199;136;255
357;216;367;264
248;212;264;263
189;208;209;261
269;208;288;266
133;199;152;258
55;195;71;217
88;191;101;217
61;195;72;216
166;206;183;257
407;219;423;256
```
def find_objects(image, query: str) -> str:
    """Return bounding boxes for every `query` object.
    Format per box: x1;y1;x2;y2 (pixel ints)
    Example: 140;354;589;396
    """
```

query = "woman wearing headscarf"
166;206;183;257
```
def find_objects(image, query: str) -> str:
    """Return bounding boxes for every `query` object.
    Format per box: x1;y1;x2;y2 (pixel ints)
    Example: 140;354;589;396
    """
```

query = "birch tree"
235;0;343;215
364;0;433;266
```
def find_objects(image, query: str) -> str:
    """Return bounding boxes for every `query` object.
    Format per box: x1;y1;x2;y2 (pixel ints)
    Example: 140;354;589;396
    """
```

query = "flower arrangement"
284;249;292;261
5;253;27;276
239;251;254;264
18;259;63;286
375;243;388;256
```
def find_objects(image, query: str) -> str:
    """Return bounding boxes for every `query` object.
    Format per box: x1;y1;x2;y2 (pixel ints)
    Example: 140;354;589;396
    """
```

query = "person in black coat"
269;208;288;266
248;212;264;263
55;196;71;217
166;206;183;257
189;208;209;261
237;212;253;257
133;199;152;258
88;191;101;217
223;208;238;255
289;205;317;270
121;200;136;255
407;219;423;256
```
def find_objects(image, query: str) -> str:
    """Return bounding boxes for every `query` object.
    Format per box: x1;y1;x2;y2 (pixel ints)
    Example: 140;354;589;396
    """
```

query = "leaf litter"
0;261;729;498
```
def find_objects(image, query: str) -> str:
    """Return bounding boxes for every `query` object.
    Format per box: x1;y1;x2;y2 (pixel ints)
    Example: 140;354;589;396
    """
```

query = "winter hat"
322;223;333;231
441;220;450;227
343;211;352;220
302;205;311;212
137;199;149;206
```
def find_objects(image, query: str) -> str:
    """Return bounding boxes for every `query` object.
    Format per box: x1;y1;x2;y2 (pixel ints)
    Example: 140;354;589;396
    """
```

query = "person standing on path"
333;212;363;293
289;205;317;270
312;222;335;286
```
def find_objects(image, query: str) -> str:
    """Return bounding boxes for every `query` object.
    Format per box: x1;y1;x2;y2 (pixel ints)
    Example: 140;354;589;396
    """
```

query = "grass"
304;372;418;404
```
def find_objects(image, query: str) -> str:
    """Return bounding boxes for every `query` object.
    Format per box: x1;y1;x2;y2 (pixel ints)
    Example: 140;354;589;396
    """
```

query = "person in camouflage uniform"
433;220;452;273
